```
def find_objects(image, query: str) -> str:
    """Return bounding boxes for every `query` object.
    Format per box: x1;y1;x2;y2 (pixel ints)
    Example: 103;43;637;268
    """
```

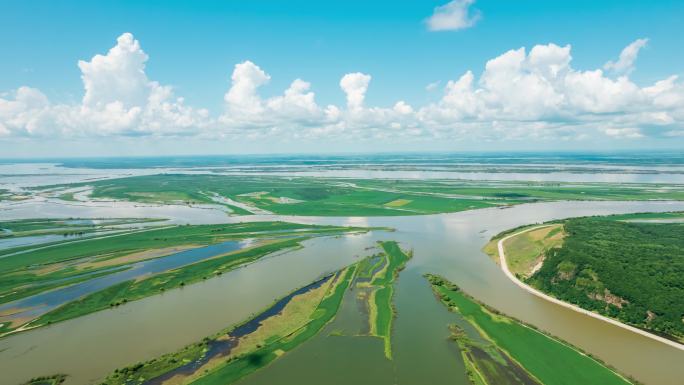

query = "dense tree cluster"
531;218;684;340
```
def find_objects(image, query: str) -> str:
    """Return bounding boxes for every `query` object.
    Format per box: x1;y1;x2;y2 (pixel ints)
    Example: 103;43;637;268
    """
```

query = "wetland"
1;156;683;385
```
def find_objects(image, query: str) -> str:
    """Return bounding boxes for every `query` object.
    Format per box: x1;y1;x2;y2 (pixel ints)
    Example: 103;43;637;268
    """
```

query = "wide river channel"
1;199;683;385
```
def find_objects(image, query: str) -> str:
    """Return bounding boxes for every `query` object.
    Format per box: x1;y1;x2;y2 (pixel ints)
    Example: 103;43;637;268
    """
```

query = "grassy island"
101;265;357;385
426;274;633;385
0;221;371;337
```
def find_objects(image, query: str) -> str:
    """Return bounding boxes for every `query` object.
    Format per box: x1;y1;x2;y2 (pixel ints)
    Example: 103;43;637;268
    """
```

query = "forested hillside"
530;217;684;342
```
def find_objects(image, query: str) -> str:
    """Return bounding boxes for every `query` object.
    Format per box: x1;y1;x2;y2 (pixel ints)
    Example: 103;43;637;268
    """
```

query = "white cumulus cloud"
340;72;371;111
224;60;271;115
604;38;649;75
220;61;327;130
418;42;684;141
426;0;481;32
1;33;683;146
78;33;151;108
0;33;209;137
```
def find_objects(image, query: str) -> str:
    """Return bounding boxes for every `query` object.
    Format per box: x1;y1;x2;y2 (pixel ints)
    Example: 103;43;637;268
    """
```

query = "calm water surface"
0;240;250;324
0;201;683;385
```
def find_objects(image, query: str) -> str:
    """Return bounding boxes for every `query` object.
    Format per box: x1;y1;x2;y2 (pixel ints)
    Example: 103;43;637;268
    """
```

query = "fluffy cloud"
219;61;327;131
0;33;208;137
604;38;649;75
79;33;150;108
340;73;371;111
419;40;684;141
0;87;51;136
218;68;418;140
1;33;683;145
393;101;414;115
224;60;271;115
426;0;481;32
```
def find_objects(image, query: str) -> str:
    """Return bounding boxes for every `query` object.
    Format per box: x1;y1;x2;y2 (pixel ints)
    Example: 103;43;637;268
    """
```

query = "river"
0;200;683;385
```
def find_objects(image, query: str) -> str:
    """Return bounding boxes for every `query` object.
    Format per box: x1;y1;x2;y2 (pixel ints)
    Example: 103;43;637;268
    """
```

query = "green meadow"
427;275;632;385
0;222;361;306
101;265;356;385
189;265;357;385
370;241;412;359
29;238;304;329
0;221;368;336
46;174;684;217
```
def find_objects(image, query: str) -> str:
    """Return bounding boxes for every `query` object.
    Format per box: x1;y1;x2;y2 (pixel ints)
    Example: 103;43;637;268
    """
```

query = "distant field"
355;178;684;203
0;218;157;237
427;275;633;385
52;152;684;171
40;174;684;217
0;189;31;202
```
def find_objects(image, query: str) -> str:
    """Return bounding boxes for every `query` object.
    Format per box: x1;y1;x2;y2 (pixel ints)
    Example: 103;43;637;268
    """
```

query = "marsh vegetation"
101;266;357;385
44;174;684;217
426;274;633;385
0;221;368;336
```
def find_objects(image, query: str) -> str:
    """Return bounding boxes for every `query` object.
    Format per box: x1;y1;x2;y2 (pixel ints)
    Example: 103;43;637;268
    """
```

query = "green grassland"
483;224;565;278
0;222;369;336
367;241;412;359
102;246;407;385
358;179;684;202
591;211;684;221
189;266;356;385
21;374;67;385
0;189;31;202
448;323;541;385
528;213;684;342
68;174;498;216
103;338;207;385
356;254;384;280
27;238;304;330
0;218;160;238
0;221;356;273
0;222;362;307
0;267;131;314
0;222;360;292
100;266;356;385
45;174;684;217
426;275;633;385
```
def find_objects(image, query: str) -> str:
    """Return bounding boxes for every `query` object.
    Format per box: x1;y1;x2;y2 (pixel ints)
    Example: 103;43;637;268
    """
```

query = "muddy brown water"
1;200;683;385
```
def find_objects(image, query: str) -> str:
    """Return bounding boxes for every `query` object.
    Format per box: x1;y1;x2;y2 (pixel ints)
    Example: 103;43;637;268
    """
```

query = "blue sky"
1;0;683;156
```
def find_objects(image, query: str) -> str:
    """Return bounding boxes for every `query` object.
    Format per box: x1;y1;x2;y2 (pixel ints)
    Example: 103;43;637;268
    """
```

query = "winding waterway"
1;200;683;385
0;240;251;325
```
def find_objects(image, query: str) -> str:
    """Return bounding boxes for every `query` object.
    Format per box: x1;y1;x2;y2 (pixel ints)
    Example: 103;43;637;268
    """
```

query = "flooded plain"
0;239;251;324
0;199;683;385
2;161;684;385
